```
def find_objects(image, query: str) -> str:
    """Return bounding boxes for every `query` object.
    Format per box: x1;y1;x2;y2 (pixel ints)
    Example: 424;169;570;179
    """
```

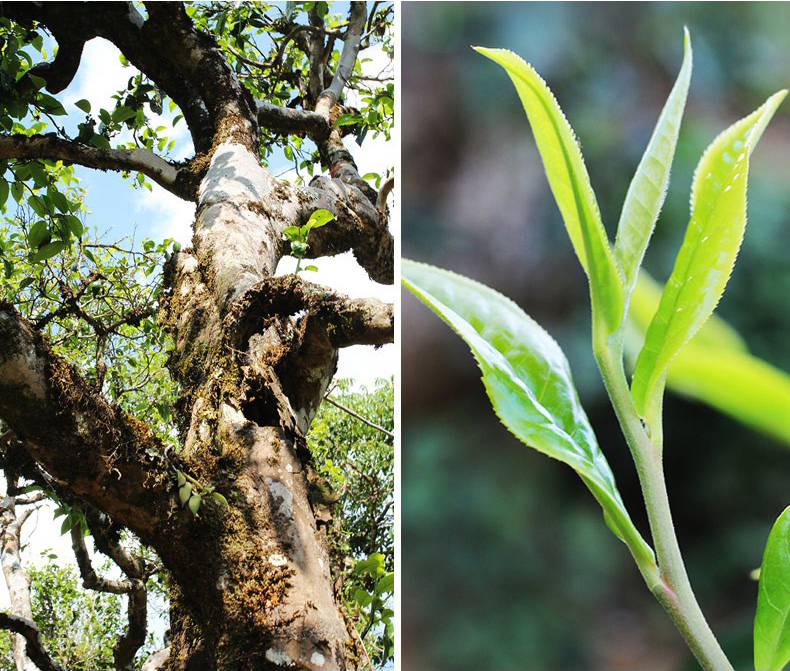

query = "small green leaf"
754;506;790;671
615;29;692;304
403;259;655;569
10;181;23;203
188;493;201;515
177;470;186;488
30;241;66;263
74;99;91;113
304;265;318;272
631;90;787;417
178;482;192;506
475;46;623;337
210;491;229;508
304;208;335;232
0;178;8;206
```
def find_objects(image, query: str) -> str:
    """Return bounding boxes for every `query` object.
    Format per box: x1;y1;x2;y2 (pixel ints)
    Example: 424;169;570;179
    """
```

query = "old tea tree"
403;29;789;671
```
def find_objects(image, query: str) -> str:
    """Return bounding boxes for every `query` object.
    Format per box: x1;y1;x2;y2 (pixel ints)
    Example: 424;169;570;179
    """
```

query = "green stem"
595;341;734;671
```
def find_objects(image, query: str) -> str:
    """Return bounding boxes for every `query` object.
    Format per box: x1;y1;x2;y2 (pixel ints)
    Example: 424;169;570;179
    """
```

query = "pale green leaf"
627;271;790;445
474;46;623;336
188;493;201;515
754;506;790;671
402;259;654;567
631;90;787;416
178;482;192;506
615;29;692;301
210;491;229;508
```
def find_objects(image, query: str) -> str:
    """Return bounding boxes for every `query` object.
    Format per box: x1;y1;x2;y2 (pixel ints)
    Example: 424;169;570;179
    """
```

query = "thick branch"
299;177;393;284
256;101;331;140
239;275;393;348
0;613;63;671
0;134;194;201
0;305;179;548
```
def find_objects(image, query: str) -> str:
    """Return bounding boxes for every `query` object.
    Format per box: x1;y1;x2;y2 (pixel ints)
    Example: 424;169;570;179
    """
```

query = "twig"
323;395;393;440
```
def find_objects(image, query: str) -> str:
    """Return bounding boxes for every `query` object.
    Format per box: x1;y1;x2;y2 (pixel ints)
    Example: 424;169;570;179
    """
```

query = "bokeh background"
401;3;790;670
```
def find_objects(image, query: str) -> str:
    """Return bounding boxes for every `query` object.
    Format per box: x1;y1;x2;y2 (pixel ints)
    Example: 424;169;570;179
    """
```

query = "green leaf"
754;506;790;671
615;29;692;303
474;46;623;336
177;470;186;487
27;220;50;249
30;241;66;263
178;482;192;506
74;99;91;114
50;190;69;214
89;134;111;150
0;178;8;206
377;572;394;594
65;215;84;238
631;90;787;417
210;491;229;508
111;105;136;123
402;259;655;568
10;181;23;203
188;493;201;515
628;271;790;445
304;208;335;232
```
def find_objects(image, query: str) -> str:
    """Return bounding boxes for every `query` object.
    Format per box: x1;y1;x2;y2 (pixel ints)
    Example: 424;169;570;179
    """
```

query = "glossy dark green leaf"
27;220;50;249
30;241;66;263
754;506;790;671
615;29;692;303
632;90;787;417
474;47;623;337
403;259;655;567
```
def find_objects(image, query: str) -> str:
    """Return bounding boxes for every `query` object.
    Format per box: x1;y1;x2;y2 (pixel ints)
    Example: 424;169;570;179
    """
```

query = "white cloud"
136;182;196;246
62;38;132;112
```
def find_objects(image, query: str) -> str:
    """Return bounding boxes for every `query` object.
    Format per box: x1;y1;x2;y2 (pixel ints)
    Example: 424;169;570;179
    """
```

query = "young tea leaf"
615;29;692;303
631;90;787;417
403;259;655;568
474;47;624;337
754;506;790;671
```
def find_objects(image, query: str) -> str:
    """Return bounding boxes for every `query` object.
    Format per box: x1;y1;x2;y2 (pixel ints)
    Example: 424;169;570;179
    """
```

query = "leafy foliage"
309;378;394;667
282;208;335;273
0;560;153;671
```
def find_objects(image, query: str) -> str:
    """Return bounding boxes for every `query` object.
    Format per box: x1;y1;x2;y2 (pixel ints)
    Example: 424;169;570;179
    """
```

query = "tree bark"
0;1;392;669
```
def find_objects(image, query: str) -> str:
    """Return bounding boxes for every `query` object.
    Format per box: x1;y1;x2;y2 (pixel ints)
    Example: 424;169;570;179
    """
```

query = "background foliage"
402;4;789;670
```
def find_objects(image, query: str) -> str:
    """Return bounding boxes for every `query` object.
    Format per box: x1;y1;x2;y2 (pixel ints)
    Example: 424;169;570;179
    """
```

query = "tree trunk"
0;3;393;667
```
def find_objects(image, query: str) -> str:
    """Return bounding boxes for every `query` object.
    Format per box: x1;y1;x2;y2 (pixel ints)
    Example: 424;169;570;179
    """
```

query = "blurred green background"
401;3;790;670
